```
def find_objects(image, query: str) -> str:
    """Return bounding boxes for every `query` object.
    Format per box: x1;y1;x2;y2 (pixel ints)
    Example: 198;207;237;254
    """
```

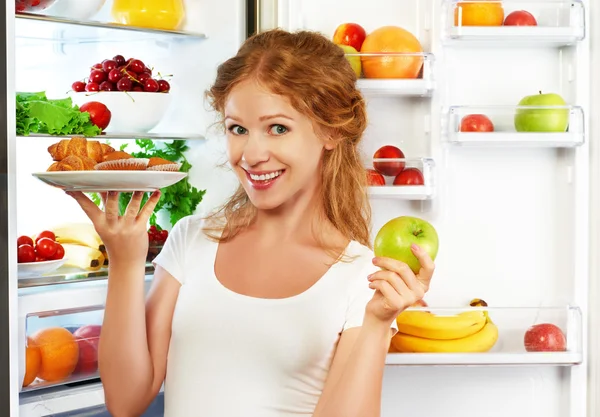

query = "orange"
359;26;423;79
31;327;79;382
22;337;41;387
454;2;504;26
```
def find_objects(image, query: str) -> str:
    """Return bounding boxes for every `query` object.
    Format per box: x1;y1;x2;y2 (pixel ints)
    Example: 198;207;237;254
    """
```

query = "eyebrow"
224;114;294;122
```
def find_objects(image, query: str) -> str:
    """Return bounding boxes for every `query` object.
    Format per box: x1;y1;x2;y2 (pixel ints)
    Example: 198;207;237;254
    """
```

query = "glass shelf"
445;105;585;147
367;157;435;200
345;53;435;97
18;263;155;289
442;0;586;47
18;132;205;141
387;305;582;366
15;13;207;44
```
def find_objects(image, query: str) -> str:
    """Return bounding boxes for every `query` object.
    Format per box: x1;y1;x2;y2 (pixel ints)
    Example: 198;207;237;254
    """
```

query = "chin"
245;192;288;211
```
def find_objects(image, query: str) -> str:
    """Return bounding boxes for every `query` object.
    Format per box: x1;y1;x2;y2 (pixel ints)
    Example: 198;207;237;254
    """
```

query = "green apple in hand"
338;44;362;78
374;216;439;274
514;91;569;132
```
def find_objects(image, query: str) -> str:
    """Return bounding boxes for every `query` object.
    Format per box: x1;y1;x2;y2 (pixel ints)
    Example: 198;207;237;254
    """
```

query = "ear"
322;134;341;151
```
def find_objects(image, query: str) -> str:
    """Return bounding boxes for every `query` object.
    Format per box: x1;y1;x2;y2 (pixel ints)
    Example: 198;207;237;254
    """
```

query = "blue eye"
270;124;288;135
228;125;248;135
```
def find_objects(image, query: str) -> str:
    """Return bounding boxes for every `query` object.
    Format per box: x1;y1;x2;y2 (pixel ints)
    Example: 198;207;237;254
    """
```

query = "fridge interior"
10;0;594;416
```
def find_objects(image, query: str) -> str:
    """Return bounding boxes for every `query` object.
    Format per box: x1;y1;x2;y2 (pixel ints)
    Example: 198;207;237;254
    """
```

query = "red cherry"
113;55;126;66
102;59;117;73
107;68;123;83
99;81;116;91
137;72;151;83
129;59;146;74
89;70;107;84
132;86;144;92
116;77;132;91
157;80;170;92
91;63;102;70
72;81;86;92
143;78;159;92
85;82;100;92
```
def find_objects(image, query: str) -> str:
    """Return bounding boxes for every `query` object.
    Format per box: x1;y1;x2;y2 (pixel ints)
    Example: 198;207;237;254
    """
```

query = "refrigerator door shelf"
14;13;206;44
388;305;583;366
445;105;585;148
345;52;435;98
19;133;206;141
368;157;435;200
442;0;586;47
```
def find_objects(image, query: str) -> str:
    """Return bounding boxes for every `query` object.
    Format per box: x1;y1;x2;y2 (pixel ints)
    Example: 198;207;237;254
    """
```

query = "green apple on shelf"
514;91;569;133
338;44;362;78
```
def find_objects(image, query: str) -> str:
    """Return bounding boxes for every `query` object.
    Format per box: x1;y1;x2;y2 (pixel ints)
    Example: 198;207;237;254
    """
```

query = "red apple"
333;23;367;52
524;323;566;352
459;114;494;132
373;145;405;177
393;168;424;186
73;325;102;374
80;101;112;131
504;10;537;26
366;169;385;186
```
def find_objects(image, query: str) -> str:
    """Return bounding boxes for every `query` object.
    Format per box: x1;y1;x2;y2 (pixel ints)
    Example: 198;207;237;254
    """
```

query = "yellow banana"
392;319;499;353
396;310;486;340
52;223;105;252
62;244;105;272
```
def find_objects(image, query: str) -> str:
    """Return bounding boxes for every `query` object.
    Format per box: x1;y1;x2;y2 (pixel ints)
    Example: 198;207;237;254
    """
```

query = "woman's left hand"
365;243;435;325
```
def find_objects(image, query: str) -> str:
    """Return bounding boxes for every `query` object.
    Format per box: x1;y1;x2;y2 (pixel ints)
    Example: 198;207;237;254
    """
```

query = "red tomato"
49;243;65;260
17;235;34;247
35;230;56;245
17;244;35;263
35;237;58;259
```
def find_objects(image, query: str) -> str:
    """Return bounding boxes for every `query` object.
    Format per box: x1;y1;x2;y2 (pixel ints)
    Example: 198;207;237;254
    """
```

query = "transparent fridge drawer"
446;104;584;147
387;304;582;366
344;52;435;97
367;157;435;200
22;305;104;392
442;0;586;46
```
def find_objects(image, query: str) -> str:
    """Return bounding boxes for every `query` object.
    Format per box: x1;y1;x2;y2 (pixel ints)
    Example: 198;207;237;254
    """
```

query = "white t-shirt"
153;215;396;417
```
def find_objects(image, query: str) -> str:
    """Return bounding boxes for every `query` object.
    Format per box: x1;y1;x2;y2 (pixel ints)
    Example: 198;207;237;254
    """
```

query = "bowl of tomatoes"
15;0;59;13
17;231;67;279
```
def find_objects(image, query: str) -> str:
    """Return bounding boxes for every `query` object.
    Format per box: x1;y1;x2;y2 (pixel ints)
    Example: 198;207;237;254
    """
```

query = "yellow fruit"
396;310;486;340
454;2;504;27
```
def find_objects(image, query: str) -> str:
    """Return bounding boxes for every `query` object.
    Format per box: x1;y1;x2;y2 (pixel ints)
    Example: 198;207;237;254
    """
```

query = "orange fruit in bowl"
31;327;79;382
359;26;424;79
454;1;504;26
22;337;41;387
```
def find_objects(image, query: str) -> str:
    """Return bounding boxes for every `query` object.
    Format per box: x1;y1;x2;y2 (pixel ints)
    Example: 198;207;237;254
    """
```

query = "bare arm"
99;265;180;417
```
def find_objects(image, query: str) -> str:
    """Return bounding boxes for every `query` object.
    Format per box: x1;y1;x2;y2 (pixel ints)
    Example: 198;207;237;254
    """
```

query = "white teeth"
250;170;283;181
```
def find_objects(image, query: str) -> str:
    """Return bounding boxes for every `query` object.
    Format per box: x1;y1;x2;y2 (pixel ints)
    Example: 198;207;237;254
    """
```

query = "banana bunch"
52;223;107;271
391;299;499;353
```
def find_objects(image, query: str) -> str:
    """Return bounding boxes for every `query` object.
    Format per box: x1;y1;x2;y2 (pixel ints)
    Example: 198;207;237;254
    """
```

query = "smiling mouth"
244;169;285;189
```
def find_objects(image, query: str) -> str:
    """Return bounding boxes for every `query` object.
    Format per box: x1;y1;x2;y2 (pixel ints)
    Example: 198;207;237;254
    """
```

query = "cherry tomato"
35;237;58;259
35;230;56;245
17;235;33;247
49;243;65;260
17;244;35;263
35;255;45;262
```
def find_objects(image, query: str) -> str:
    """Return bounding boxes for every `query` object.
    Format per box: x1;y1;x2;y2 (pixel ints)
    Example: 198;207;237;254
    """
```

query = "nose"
242;131;270;166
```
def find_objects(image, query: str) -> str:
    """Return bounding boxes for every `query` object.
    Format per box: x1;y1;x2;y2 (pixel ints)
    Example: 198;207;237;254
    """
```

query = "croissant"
47;155;97;171
48;137;115;163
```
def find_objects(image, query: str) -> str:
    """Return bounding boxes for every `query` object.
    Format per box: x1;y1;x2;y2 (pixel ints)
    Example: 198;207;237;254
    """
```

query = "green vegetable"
117;139;206;228
16;91;102;136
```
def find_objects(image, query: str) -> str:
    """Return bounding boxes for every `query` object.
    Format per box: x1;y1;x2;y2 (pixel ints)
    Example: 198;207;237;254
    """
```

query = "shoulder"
342;240;377;276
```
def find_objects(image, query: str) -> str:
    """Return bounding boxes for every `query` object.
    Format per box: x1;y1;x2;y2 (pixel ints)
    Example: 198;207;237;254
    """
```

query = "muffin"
146;157;181;172
94;150;149;171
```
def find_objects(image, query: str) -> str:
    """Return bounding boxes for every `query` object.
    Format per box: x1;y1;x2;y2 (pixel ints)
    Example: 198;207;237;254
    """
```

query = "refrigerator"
2;0;600;416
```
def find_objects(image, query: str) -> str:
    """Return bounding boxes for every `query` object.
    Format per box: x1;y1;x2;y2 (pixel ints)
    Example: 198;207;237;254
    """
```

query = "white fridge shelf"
442;0;586;47
445;104;585;147
386;352;582;366
346;53;435;97
366;157;435;200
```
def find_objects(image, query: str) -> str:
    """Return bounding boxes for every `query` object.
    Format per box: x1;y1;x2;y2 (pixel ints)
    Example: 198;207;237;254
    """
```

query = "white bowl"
70;91;172;134
18;258;67;279
45;0;106;20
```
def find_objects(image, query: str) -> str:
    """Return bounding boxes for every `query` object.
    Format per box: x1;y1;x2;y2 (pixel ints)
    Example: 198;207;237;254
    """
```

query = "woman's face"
224;80;334;212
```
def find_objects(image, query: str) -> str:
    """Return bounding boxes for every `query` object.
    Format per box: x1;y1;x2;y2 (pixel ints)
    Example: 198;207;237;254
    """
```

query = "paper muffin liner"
94;158;149;171
146;162;182;172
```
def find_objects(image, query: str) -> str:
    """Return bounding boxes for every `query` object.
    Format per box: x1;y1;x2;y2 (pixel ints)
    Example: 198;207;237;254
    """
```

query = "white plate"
32;171;188;192
18;258;68;279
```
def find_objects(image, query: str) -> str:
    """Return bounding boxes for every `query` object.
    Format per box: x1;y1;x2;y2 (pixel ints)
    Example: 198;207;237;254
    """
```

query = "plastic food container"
44;0;106;20
111;0;186;31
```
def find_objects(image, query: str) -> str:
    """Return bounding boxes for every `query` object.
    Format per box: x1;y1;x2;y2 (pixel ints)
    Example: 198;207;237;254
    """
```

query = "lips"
243;169;285;191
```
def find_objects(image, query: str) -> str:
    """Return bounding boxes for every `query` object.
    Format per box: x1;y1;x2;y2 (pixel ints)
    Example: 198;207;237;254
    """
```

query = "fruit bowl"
18;258;67;279
44;0;106;20
15;0;58;13
70;91;172;134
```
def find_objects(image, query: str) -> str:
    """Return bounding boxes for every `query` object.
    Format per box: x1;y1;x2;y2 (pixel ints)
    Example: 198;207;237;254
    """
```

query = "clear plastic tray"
445;105;585;147
367;157;435;200
387;304;582;366
442;0;586;46
345;52;435;97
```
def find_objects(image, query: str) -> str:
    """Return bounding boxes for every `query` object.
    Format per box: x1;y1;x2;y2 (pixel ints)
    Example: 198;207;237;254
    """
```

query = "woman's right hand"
65;190;161;264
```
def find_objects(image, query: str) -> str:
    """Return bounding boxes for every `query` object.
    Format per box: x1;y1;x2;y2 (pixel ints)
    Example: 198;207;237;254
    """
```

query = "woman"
67;29;435;417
